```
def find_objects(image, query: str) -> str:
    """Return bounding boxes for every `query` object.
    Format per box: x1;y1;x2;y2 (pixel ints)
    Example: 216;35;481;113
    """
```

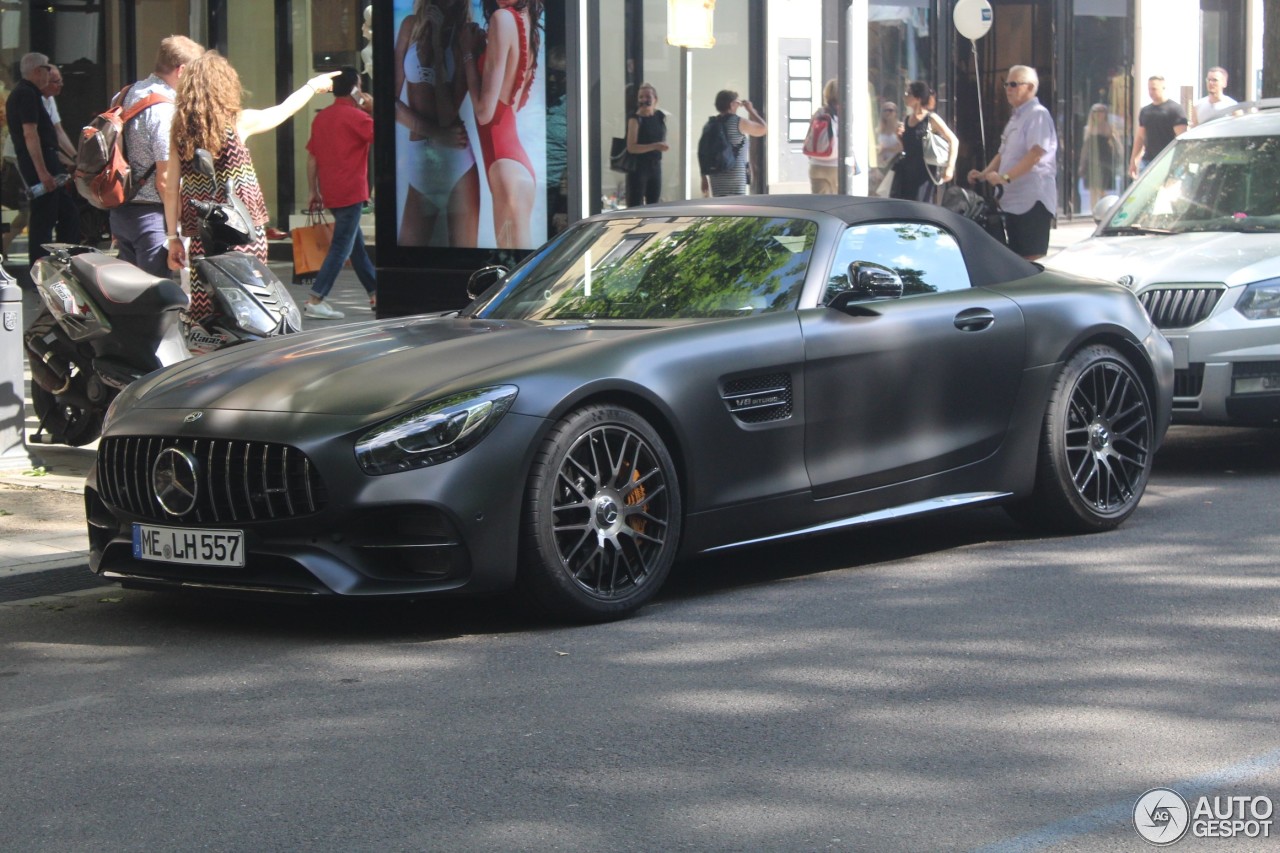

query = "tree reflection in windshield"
480;215;817;320
1106;135;1280;233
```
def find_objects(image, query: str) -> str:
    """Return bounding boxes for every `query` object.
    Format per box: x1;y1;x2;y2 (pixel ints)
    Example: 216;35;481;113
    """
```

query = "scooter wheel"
31;385;104;447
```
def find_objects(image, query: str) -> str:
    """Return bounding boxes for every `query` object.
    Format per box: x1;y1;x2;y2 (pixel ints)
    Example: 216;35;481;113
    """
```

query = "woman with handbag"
625;83;669;206
890;81;958;203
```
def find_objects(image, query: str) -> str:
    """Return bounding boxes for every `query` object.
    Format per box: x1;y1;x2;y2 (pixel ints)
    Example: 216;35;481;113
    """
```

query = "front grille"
1138;286;1224;329
721;373;793;424
97;436;328;524
1174;364;1205;398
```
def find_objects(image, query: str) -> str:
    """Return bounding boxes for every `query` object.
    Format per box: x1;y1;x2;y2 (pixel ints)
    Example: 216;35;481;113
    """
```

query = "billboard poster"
391;0;549;250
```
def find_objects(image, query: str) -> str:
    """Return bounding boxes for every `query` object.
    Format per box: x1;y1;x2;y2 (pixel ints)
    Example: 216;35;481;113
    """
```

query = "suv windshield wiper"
1102;224;1174;235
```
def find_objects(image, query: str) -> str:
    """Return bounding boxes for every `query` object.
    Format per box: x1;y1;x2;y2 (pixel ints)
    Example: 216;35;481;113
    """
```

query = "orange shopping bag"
291;209;333;283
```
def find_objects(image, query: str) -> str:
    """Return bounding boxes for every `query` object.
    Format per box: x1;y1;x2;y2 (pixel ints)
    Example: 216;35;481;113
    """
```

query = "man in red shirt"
303;66;376;319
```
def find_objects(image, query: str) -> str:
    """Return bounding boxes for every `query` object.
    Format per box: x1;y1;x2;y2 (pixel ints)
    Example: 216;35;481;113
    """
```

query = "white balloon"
954;0;994;40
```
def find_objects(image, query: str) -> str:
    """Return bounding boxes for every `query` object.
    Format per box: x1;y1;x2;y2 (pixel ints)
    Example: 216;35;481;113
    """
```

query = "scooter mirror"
194;148;217;179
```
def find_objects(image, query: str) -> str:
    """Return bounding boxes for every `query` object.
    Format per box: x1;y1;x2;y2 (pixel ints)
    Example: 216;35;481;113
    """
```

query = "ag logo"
1134;788;1190;845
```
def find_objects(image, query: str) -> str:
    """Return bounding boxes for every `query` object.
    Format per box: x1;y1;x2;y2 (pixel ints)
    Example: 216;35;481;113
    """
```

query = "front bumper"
86;408;548;597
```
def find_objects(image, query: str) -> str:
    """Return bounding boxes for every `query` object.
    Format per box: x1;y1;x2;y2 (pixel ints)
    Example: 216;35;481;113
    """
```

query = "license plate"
132;524;245;568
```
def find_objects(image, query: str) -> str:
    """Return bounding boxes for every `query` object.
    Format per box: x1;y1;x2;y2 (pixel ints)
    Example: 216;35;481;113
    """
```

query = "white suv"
1046;104;1280;426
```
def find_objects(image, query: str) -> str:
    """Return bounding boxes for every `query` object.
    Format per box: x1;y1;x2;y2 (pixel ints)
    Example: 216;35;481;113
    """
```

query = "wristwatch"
1001;173;1012;183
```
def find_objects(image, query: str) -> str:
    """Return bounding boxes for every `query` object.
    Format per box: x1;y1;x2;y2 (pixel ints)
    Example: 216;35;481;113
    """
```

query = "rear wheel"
1007;344;1155;533
31;383;104;447
519;405;681;622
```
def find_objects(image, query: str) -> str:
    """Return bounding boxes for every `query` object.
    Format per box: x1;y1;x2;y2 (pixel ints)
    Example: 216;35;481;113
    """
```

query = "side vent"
721;373;793;424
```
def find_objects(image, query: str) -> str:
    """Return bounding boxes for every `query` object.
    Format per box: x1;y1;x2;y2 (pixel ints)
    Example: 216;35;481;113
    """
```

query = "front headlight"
217;286;276;336
1236;278;1280;320
355;385;518;475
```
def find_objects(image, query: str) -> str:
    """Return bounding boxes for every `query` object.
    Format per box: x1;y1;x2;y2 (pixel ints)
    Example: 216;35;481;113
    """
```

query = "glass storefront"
1071;0;1132;215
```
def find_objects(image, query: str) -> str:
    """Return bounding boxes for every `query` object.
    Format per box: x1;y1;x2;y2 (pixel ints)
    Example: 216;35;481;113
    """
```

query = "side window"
823;222;972;305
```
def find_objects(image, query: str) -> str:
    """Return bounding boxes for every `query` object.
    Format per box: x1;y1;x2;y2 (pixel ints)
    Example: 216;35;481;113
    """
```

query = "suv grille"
722;373;793;424
1138;286;1224;329
97;436;328;523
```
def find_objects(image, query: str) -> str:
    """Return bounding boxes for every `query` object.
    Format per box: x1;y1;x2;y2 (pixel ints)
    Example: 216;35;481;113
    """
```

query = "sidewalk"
0;217;1099;585
0;260;377;583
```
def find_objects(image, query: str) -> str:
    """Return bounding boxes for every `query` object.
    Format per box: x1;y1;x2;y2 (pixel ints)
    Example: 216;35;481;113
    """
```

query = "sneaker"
304;300;345;320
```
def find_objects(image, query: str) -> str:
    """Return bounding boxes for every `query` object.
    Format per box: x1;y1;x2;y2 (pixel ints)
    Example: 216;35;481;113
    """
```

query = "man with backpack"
108;35;204;278
698;89;766;198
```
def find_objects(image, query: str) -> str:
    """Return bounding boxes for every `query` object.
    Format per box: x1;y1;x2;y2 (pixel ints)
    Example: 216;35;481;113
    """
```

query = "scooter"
23;149;302;446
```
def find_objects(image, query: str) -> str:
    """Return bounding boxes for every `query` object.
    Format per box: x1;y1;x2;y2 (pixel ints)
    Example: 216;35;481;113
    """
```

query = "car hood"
124;316;668;417
1046;231;1280;288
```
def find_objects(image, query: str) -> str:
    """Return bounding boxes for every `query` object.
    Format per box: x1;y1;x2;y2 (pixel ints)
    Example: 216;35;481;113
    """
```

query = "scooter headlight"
217;286;276;336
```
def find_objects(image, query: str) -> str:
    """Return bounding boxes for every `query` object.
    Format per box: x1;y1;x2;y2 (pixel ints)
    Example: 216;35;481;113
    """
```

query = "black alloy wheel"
1008;344;1155;533
520;404;681;622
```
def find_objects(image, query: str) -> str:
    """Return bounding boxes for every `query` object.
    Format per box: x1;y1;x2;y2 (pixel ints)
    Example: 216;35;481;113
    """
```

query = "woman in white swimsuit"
394;0;478;247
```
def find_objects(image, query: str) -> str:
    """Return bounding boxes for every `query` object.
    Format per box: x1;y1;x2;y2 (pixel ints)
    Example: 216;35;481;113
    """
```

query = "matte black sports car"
86;196;1174;621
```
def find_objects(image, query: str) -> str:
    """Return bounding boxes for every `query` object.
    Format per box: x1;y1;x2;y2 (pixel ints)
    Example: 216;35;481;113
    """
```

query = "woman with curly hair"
461;0;543;248
394;0;478;247
162;51;337;328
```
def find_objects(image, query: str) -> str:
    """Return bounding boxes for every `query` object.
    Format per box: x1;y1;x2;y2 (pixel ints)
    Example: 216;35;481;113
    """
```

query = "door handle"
954;308;995;332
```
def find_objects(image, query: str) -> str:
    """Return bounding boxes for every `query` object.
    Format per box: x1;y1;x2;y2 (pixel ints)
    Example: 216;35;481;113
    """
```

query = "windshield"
1103;135;1280;234
471;215;818;321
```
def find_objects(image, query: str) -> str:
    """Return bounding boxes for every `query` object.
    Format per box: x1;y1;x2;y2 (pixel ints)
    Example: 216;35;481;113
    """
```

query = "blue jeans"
309;202;376;300
109;203;171;278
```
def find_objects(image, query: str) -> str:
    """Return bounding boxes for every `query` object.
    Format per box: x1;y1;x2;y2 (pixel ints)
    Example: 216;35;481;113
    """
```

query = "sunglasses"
1004;81;1029;89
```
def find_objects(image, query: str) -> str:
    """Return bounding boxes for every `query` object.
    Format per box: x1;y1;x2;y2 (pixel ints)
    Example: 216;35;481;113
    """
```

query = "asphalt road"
2;425;1279;851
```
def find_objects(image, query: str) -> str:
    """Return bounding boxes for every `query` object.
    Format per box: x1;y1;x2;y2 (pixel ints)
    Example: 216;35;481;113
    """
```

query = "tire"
31;383;104;447
518;404;682;622
1007;344;1155;533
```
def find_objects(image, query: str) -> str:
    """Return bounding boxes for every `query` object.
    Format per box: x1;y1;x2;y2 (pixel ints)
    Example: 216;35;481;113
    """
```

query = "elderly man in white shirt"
967;64;1058;261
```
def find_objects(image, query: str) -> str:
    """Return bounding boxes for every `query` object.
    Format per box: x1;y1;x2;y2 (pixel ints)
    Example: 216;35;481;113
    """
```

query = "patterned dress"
179;129;269;329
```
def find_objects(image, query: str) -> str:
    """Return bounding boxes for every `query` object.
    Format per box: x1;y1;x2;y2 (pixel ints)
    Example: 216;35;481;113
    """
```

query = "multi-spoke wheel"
519;404;681;622
1007;344;1155;533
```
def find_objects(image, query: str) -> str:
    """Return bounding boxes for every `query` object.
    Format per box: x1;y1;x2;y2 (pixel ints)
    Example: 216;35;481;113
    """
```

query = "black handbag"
610;137;636;173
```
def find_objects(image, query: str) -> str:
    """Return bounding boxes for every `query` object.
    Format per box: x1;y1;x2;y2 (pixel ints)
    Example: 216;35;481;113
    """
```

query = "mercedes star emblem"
152;448;200;517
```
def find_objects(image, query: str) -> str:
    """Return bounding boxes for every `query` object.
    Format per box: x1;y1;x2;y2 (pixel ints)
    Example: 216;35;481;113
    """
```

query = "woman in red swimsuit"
462;0;542;249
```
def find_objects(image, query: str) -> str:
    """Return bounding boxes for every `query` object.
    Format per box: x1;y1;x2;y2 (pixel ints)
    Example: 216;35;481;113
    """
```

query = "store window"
1072;0;1132;215
869;0;934;186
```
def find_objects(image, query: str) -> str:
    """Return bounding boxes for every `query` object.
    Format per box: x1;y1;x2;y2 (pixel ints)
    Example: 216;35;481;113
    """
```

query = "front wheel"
31;384;104;447
1007;344;1155;533
518;405;682;622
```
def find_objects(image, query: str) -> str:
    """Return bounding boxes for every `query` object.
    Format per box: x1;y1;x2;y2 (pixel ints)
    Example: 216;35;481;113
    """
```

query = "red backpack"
802;108;835;159
73;83;173;210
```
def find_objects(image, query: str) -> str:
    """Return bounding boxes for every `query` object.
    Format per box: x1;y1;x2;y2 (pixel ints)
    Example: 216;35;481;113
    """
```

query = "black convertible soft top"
602;194;1041;289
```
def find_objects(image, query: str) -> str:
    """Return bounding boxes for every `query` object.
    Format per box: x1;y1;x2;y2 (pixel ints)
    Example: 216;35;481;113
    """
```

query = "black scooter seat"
69;253;188;315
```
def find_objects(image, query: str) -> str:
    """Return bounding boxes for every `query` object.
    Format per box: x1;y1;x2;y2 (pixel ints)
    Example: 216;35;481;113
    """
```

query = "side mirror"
1092;194;1120;224
466;264;509;300
848;261;904;300
194;148;216;179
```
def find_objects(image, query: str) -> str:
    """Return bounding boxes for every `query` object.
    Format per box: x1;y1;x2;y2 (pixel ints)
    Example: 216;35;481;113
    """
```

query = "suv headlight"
355;385;518;475
1236;278;1280;320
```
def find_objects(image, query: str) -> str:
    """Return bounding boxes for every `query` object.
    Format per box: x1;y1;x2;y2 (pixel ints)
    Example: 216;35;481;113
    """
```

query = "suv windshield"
1103;135;1280;234
470;215;818;321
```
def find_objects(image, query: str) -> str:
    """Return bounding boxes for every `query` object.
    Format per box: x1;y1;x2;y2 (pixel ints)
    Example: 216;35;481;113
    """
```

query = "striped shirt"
707;115;749;197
